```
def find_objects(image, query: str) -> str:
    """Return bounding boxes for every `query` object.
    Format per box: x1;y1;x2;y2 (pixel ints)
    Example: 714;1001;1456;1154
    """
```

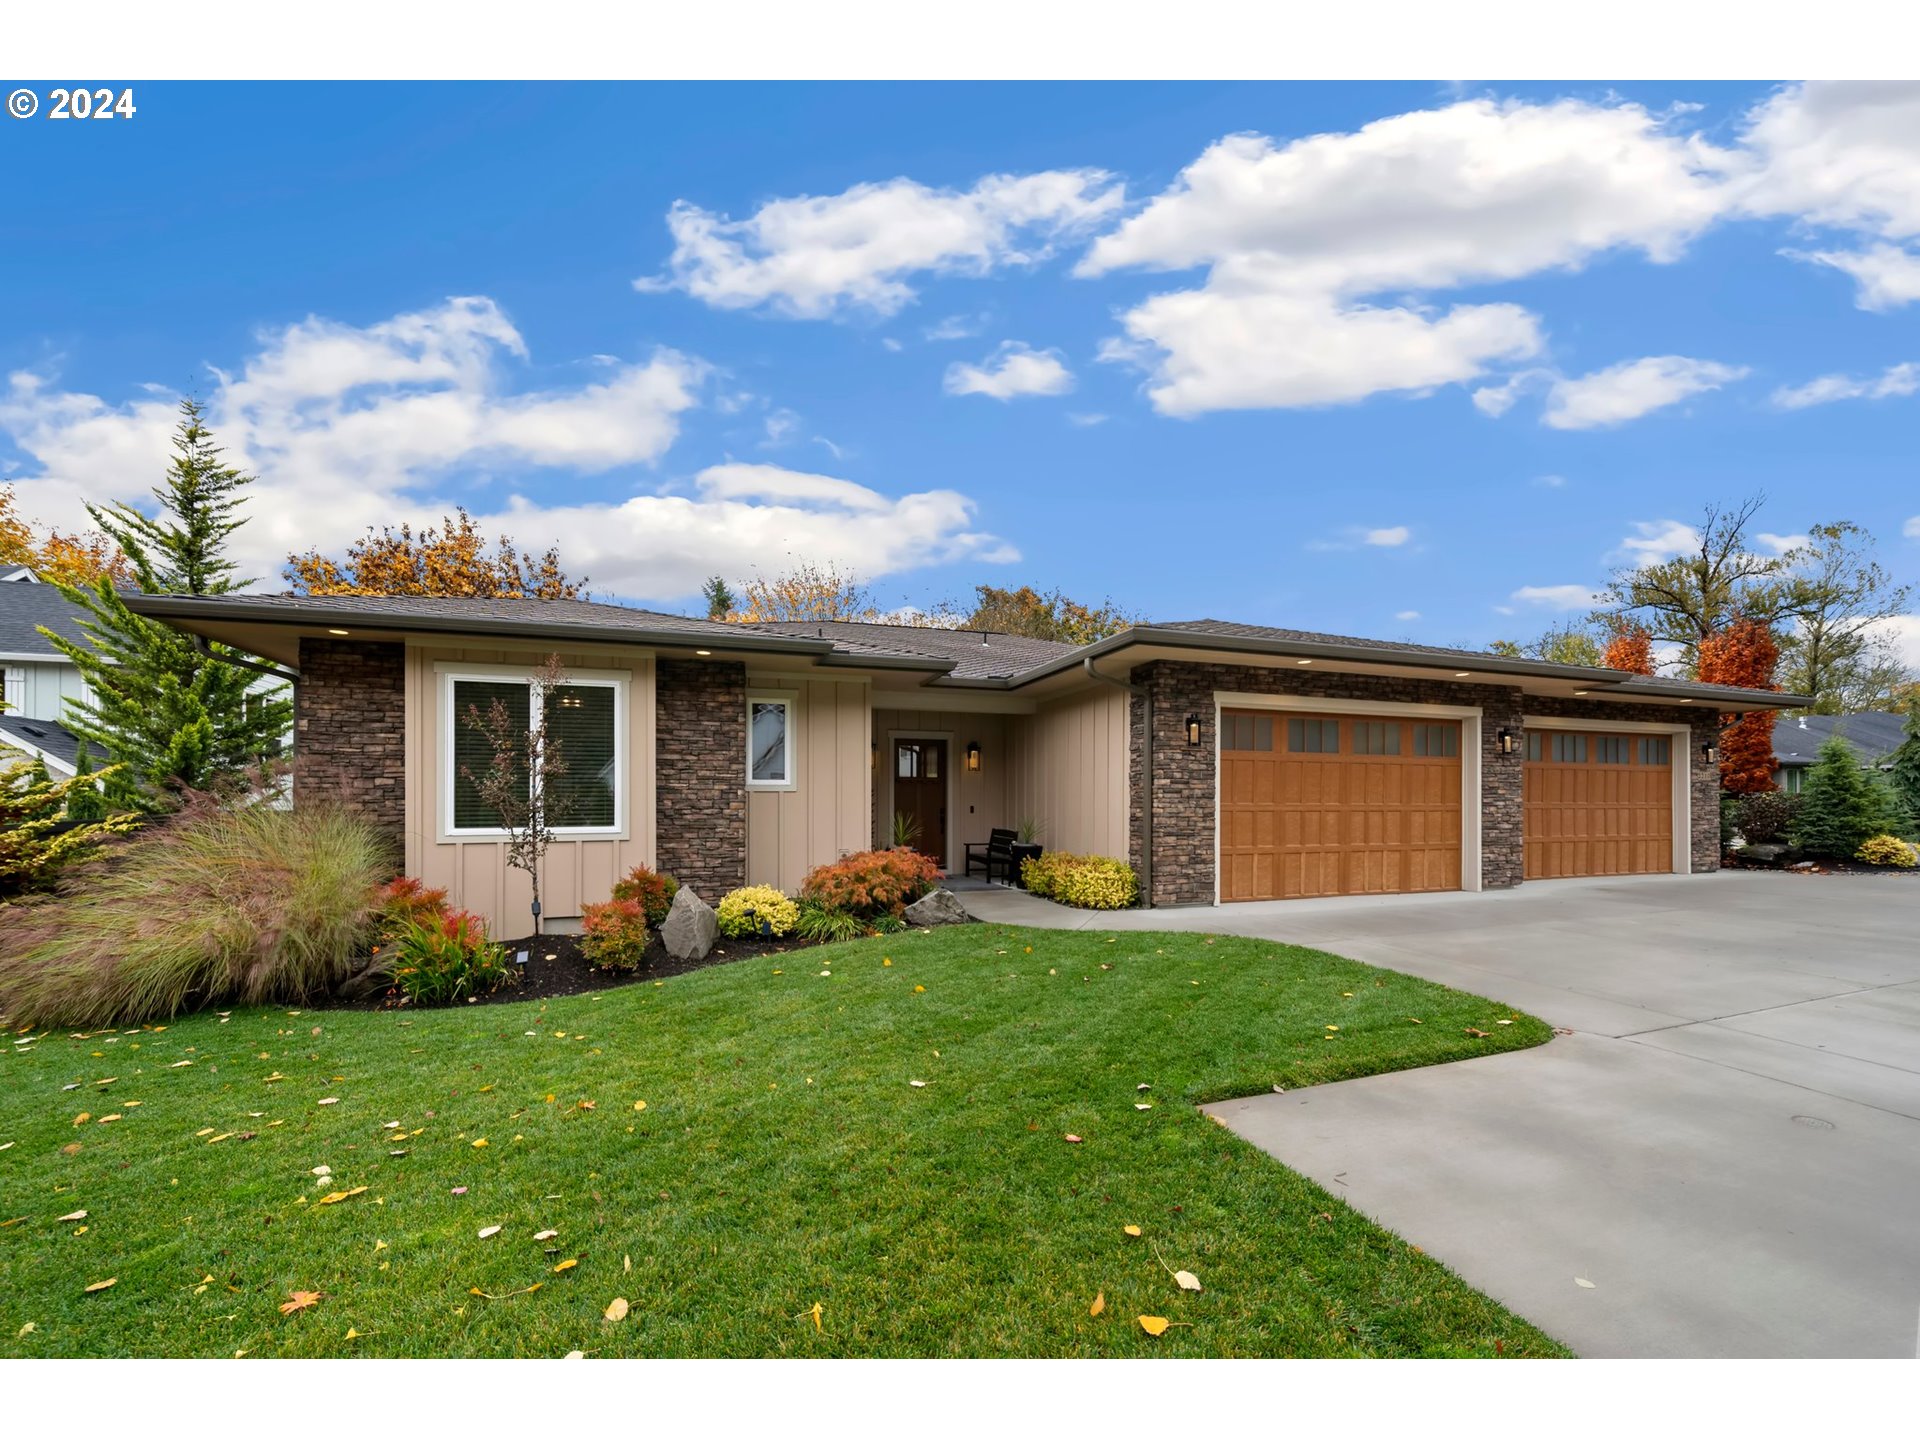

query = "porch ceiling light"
1572;690;1589;696
1453;671;1470;678
965;740;981;772
326;628;350;636
1185;713;1202;747
695;648;712;656
1295;658;1313;666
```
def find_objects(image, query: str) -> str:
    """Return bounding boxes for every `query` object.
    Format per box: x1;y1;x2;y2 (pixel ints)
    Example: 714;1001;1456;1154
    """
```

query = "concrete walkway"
958;871;1920;1357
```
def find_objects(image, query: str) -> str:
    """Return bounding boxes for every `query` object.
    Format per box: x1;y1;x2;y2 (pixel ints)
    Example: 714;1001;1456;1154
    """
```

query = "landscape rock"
1741;843;1790;866
336;958;394;1002
662;886;718;960
904;888;973;927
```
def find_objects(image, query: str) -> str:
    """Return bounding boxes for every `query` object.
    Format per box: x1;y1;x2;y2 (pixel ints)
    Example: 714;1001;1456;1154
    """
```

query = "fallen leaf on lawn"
632;1100;647;1112
1496;1019;1513;1026
604;1297;630;1322
469;1283;544;1300
1123;1225;1143;1237
1574;1277;1596;1289
534;1228;558;1240
1063;1134;1082;1144
553;1258;579;1273
471;1138;488;1148
909;1080;928;1089
478;1225;502;1239
280;1291;322;1315
345;1327;364;1340
1137;1315;1171;1336
563;1350;584;1359
17;1322;34;1336
1135;1103;1153;1111
1136;1083;1151;1092
317;1187;368;1206
1174;1270;1202;1292
311;1165;331;1177
1465;1028;1491;1038
373;1240;388;1252
84;1278;117;1293
450;1186;467;1195
797;1301;824;1331
72;1113;90;1126
1089;1291;1106;1317
913;985;925;994
317;1098;339;1106
73;1226;88;1235
623;1254;631;1274
58;1209;87;1222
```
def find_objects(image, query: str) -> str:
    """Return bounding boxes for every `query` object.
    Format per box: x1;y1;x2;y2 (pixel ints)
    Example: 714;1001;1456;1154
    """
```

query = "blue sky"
2;80;1916;660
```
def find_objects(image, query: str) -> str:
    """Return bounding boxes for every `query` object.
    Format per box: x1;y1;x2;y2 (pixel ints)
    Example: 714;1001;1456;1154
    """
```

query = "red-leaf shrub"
1699;617;1781;796
610;865;679;927
389;909;514;1004
801;848;942;917
375;875;450;938
580;897;651;971
1603;625;1656;676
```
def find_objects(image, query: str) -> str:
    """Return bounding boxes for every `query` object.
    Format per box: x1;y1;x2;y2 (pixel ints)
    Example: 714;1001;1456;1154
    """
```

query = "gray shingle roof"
747;619;1077;680
0;714;81;772
0;580;94;655
1153;618;1539;667
1773;711;1909;766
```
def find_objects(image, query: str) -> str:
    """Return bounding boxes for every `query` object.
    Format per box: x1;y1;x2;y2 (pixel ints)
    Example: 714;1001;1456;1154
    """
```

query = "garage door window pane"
1526;732;1543;762
1638;737;1671;765
1551;733;1588;763
1287;718;1339;753
1354;721;1399;755
1414;724;1458;758
1597;735;1632;765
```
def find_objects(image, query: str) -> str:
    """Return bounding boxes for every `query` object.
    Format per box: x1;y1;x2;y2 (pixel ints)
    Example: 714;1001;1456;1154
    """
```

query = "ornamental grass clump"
0;801;391;1027
1021;852;1139;910
579;897;651;971
715;885;799;938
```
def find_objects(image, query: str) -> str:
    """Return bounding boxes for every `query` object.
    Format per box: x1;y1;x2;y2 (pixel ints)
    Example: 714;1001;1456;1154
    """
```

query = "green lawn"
0;924;1567;1358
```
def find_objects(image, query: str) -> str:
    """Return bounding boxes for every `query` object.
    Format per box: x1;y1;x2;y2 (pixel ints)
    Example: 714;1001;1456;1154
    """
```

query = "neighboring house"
0;573;99;775
126;593;1804;933
1771;711;1906;793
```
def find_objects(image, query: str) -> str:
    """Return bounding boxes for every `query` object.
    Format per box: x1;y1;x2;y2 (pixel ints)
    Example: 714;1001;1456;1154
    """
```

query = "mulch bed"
1725;854;1920;879
328;929;841;1012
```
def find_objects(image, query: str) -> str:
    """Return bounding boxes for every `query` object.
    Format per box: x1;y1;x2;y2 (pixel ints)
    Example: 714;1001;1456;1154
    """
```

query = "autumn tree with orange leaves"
0;486;136;587
1697;617;1780;794
285;509;582;599
1603;624;1656;676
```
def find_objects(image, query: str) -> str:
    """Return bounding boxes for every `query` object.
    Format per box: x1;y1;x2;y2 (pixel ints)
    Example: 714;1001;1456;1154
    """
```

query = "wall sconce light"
1701;742;1719;765
1497;728;1520;756
1185;713;1203;747
965;740;981;772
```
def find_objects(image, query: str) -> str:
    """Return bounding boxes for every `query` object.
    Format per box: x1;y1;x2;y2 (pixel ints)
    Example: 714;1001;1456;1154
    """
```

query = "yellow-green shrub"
1855;833;1918;868
1021;851;1139;910
715;884;800;938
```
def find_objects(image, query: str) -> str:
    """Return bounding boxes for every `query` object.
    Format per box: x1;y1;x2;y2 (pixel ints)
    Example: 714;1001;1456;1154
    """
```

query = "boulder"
1740;843;1790;866
904;888;973;927
662;886;718;961
336;957;394;1002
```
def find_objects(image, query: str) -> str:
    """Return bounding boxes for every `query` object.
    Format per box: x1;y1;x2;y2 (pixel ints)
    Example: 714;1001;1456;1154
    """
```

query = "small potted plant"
1011;818;1044;883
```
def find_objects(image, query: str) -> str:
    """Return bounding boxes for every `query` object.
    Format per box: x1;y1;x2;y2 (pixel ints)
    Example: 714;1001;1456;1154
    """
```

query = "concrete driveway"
963;872;1920;1357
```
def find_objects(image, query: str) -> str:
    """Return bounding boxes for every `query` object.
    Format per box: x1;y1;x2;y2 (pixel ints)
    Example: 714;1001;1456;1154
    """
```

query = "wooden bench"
964;827;1019;884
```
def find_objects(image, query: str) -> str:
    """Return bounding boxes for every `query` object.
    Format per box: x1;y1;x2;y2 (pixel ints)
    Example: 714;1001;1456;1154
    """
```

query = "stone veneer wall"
1129;660;1721;907
655;658;747;897
295;638;406;859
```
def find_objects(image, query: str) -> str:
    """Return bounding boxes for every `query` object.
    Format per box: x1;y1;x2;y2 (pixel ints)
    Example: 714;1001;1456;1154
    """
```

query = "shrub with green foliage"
794;899;866;943
1;750;139;898
1888;699;1920;833
610;864;679;927
1736;791;1801;845
715;884;799;938
801;848;942;917
1792;736;1907;858
1855;834;1918;868
389;909;515;1004
0;801;389;1026
579;897;651;970
1021;852;1139;910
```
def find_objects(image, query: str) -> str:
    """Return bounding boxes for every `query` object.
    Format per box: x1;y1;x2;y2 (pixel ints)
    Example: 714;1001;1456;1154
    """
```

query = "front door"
893;739;948;869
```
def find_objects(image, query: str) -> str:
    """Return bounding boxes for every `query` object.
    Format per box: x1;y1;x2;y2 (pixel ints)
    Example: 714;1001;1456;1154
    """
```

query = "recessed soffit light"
326;628;350;636
695;649;712;656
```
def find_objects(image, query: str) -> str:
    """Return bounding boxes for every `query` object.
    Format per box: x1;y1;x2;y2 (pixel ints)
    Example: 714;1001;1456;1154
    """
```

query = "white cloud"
1615;519;1702;567
1538;355;1747;430
1771;360;1919;409
1511;584;1605;610
1755;531;1809;556
1782;244;1920;311
1065;412;1108;427
1078;99;1728;415
1394;609;1422;621
760;408;801;446
1905;515;1920;540
1470;368;1552;418
1869;614;1920;671
1532;473;1570;488
636;170;1123;319
923;313;988;342
1364;526;1411;547
943;342;1074;401
0;297;1016;601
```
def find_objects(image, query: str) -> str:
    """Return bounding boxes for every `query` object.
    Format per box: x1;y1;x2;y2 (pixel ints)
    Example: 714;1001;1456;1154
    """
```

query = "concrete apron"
960;871;1920;1358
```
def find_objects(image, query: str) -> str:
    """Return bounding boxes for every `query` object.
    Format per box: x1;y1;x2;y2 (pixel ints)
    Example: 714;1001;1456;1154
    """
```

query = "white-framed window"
438;664;628;838
747;693;796;790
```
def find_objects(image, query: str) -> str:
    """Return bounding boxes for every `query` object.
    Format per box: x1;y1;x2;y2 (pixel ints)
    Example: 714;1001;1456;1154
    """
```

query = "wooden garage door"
1219;710;1463;901
1523;730;1674;879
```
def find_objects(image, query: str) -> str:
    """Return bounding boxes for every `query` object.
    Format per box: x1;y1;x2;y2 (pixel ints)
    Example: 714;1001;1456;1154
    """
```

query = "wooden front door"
893;739;948;869
1523;730;1674;879
1219;710;1463;901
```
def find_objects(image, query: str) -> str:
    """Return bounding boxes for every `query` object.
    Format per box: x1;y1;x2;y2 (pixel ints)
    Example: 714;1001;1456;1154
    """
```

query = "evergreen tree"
41;399;291;799
65;740;107;823
1888;697;1920;832
701;575;735;620
1791;735;1905;857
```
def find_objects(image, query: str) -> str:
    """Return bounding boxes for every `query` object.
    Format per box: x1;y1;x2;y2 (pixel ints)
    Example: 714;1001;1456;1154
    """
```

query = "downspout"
1082;656;1151;908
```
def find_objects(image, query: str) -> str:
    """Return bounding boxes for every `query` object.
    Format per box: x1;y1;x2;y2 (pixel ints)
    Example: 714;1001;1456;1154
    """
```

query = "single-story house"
1771;711;1906;793
126;592;1805;934
0;573;98;775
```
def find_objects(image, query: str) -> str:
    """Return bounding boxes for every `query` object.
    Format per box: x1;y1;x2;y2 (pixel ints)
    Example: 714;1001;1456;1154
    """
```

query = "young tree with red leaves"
1603;624;1656;676
1697;617;1780;794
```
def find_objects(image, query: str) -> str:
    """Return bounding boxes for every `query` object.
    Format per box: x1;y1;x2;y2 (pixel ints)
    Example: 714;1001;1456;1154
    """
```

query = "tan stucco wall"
1007;687;1131;858
745;674;872;894
403;643;657;935
871;708;1015;865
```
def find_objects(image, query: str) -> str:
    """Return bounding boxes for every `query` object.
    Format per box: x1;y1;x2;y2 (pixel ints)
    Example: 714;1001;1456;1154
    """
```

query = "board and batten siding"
870;708;1015;860
403;643;657;932
1;659;90;725
745;674;872;894
1006;687;1130;859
